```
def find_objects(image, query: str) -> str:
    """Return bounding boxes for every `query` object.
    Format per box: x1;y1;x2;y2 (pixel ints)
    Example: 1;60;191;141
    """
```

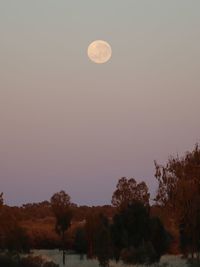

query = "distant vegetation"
0;253;58;267
1;144;200;266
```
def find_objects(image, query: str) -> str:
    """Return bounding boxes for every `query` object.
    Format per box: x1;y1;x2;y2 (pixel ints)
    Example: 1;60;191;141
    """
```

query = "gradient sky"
0;1;200;206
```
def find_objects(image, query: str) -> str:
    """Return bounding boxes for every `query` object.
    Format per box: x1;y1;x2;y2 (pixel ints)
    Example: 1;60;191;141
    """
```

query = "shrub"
0;254;58;267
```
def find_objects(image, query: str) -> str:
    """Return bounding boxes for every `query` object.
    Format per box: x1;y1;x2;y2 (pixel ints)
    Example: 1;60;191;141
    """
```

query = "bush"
0;252;20;267
0;253;58;267
120;242;158;265
187;258;200;267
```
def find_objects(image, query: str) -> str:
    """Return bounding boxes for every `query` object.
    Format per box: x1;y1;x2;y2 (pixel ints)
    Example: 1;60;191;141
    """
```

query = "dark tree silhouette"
85;212;99;259
112;177;150;211
93;214;111;267
155;144;200;259
111;202;169;265
0;193;3;208
50;191;73;265
111;202;149;258
74;227;88;256
85;212;111;267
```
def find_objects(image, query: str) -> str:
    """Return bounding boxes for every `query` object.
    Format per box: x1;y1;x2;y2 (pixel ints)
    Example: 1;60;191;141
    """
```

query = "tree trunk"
88;241;93;258
62;231;66;265
63;250;66;265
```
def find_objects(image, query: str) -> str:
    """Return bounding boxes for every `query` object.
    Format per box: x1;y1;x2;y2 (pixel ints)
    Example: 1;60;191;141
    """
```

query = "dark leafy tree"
111;202;169;265
85;212;99;258
111;202;149;255
85;212;111;267
94;214;111;267
112;177;150;211
74;227;88;255
149;216;171;261
50;191;73;265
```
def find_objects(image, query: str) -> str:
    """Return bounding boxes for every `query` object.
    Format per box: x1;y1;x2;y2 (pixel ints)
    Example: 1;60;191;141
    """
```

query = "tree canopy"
112;177;150;210
155;144;200;257
50;190;73;265
111;202;169;265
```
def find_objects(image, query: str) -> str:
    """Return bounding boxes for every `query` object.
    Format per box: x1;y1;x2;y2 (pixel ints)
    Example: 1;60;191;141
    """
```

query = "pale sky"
0;1;200;206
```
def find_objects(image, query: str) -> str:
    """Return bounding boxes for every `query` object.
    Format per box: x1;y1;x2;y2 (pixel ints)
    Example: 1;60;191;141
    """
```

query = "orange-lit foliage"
112;177;150;210
155;144;200;258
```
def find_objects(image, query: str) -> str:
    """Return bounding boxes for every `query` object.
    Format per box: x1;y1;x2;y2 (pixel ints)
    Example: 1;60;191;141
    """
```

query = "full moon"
87;40;112;64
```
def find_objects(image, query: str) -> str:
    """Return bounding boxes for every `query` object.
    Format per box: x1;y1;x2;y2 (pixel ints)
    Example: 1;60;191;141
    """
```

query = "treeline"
0;201;114;221
0;201;115;251
1;144;200;266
